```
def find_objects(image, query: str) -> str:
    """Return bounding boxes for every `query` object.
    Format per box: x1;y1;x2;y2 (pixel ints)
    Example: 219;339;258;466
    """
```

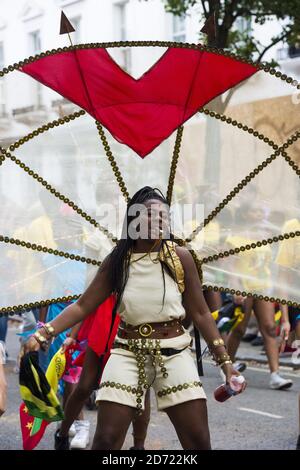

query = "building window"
29;30;42;107
277;41;300;61
113;1;131;73
172;15;186;42
70;16;81;43
288;43;300;59
29;30;41;54
114;1;128;41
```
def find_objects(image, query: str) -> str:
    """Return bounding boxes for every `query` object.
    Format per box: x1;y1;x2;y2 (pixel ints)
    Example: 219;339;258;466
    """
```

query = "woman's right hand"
23;336;41;354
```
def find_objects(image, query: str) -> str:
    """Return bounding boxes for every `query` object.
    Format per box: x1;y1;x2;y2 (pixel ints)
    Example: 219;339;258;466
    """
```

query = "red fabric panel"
77;294;119;358
22;47;258;157
88;295;119;356
77;309;96;343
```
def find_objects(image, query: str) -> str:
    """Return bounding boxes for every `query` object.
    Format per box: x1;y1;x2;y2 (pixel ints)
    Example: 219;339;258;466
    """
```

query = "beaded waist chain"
112;341;188;357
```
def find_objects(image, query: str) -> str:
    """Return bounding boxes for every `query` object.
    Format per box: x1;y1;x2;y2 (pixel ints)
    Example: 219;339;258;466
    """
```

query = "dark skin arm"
24;259;112;353
61;321;83;353
39;306;48;323
176;246;241;384
69;322;83;340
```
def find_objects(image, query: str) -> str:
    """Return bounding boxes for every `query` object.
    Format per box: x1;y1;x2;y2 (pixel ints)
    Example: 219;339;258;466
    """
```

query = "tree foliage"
162;0;300;64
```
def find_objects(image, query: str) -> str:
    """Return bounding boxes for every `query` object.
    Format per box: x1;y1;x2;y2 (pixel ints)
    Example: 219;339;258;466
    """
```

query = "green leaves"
161;0;300;63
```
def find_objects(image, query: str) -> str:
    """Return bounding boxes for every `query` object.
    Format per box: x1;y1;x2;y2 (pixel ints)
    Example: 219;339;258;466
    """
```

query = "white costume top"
117;250;191;349
119;251;186;324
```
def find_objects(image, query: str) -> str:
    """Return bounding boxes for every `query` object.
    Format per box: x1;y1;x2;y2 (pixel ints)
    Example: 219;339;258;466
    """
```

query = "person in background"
0;317;8;354
225;203;292;390
275;216;300;449
43;217;90;450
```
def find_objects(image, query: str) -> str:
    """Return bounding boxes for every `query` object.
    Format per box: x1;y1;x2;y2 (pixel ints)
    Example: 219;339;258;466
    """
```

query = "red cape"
75;295;119;369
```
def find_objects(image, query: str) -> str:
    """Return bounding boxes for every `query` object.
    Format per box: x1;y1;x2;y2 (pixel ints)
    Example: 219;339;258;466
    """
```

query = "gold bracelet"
215;353;231;365
42;323;55;337
33;331;48;347
210;338;225;348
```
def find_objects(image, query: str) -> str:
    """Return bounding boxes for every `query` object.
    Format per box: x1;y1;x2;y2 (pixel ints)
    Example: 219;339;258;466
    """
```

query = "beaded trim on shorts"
157;381;202;397
99;381;150;393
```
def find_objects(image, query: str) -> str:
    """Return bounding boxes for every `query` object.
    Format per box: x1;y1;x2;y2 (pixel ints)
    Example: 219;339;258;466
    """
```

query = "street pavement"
1;323;299;450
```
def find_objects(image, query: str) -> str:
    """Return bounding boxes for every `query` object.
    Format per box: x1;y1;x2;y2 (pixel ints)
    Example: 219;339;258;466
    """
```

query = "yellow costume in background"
7;215;57;303
276;219;300;268
226;235;272;293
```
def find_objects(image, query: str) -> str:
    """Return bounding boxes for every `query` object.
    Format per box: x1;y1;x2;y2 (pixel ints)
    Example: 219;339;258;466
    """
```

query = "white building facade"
0;0;298;141
0;0;299;213
0;0;202;136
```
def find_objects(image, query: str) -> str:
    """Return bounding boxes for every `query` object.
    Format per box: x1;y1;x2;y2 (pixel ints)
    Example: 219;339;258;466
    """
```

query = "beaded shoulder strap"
159;241;185;293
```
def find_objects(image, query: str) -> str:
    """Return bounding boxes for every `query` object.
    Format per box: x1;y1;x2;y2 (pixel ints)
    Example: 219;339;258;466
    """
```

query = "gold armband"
210;338;225;348
215;352;231;366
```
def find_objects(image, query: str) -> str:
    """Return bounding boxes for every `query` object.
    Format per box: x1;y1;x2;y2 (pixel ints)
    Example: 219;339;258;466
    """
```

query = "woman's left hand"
221;362;247;392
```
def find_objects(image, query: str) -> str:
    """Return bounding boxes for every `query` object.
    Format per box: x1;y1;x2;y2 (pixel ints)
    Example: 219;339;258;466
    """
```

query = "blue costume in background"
44;251;86;367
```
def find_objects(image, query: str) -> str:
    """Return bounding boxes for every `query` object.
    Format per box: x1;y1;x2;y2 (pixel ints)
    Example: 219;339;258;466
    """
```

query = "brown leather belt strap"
119;319;181;330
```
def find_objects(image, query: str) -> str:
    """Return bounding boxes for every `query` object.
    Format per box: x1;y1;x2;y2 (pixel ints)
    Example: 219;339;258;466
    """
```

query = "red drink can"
214;375;245;402
214;384;234;402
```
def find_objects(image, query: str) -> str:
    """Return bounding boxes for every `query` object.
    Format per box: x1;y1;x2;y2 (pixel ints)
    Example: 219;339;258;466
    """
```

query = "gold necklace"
130;239;161;265
130;251;150;264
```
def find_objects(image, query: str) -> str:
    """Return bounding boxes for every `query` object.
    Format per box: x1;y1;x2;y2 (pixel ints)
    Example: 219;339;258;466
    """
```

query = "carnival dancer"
24;186;242;450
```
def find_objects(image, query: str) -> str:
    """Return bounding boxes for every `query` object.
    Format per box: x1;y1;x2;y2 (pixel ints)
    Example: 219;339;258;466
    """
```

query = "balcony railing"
12;104;46;116
51;98;69;107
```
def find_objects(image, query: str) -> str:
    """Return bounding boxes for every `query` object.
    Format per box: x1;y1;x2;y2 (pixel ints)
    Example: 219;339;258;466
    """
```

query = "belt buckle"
138;323;153;337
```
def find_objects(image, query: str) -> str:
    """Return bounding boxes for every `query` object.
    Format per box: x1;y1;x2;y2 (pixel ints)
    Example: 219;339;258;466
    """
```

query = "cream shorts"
96;346;206;411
